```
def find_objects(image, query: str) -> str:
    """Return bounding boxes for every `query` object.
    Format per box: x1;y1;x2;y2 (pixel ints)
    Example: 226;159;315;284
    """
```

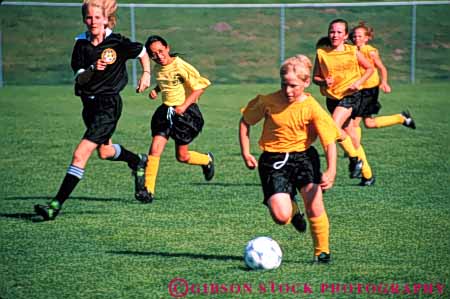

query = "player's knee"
270;209;291;225
72;150;88;165
176;152;189;163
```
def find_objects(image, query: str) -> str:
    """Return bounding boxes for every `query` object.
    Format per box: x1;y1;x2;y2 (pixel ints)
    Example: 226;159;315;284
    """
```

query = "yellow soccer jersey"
242;91;339;153
153;56;211;106
359;44;380;89
316;44;361;100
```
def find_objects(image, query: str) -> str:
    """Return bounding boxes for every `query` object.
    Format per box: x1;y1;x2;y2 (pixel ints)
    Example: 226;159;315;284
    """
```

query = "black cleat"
135;188;154;204
313;252;331;264
359;176;376;186
349;157;363;179
34;201;61;221
202;152;215;181
291;211;307;233
401;110;416;129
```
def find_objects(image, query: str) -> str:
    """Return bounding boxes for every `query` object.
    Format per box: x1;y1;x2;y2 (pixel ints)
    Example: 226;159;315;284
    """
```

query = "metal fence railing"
1;1;450;86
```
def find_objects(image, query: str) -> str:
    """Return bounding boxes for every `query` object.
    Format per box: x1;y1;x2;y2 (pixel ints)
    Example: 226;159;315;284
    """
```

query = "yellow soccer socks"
338;135;358;158
374;114;404;128
308;212;330;256
186;151;210;166
145;155;160;195
356;145;372;179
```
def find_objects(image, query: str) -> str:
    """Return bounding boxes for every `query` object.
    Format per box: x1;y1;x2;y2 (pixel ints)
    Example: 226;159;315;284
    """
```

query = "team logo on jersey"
101;48;117;64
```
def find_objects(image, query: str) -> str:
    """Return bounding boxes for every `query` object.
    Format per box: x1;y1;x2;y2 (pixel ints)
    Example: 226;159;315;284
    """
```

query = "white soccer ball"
244;236;283;270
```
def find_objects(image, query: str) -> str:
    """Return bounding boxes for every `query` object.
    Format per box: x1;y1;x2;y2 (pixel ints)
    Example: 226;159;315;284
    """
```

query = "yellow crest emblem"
101;48;117;65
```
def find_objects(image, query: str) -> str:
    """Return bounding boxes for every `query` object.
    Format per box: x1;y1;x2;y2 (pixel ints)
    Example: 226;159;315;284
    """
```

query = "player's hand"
136;72;150;93
242;154;258;170
320;169;335;190
149;89;158;99
380;82;391;93
95;59;107;71
174;105;187;115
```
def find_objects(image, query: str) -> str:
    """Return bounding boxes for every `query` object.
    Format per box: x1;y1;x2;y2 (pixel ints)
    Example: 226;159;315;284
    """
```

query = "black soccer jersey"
71;32;143;96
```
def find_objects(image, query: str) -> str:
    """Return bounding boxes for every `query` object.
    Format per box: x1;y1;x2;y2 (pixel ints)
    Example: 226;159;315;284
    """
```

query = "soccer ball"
244;236;283;270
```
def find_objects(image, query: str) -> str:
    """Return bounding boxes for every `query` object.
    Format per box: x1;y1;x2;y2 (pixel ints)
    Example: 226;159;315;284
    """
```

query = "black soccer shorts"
81;94;122;145
258;147;321;205
151;103;204;145
359;87;381;117
326;91;363;119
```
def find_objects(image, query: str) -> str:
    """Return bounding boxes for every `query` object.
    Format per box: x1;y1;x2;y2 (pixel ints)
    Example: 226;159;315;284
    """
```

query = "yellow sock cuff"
374;114;404;128
145;155;160;194
308;212;330;255
187;151;210;166
338;136;358;158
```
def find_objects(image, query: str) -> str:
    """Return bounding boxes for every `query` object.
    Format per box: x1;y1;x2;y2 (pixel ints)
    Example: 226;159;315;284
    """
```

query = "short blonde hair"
280;55;312;81
82;0;117;29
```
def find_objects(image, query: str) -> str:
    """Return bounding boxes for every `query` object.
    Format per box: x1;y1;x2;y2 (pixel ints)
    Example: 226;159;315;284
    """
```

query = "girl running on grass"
139;35;214;202
34;0;151;220
240;55;339;263
313;19;375;186
350;21;416;140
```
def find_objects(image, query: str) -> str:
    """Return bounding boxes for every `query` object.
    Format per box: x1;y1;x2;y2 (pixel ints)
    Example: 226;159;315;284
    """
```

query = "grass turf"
0;83;449;298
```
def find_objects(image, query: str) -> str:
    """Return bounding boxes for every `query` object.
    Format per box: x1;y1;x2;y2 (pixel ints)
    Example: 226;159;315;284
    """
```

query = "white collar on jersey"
75;28;113;41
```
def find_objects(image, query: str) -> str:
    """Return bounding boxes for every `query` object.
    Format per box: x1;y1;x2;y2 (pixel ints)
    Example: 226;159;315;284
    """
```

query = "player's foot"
359;176;376;187
135;188;154;204
133;154;148;201
348;157;363;179
291;211;307;233
313;252;331;264
202;152;215;181
34;200;61;221
401;110;416;129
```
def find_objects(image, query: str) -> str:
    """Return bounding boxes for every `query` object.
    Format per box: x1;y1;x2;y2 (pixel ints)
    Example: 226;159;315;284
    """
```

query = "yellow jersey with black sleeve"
241;91;339;153
358;44;380;89
153;56;211;107
316;44;361;100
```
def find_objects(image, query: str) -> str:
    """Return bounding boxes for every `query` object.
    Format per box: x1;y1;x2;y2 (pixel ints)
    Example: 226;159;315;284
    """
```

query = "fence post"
0;30;3;88
279;5;286;65
130;4;137;87
410;4;417;84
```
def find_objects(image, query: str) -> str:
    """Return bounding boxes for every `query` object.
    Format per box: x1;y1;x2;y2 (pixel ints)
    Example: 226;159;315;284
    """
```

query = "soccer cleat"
313;252;331;264
202;152;215;181
133;154;148;202
291;211;307;233
34;201;61;221
348;157;363;179
359;176;376;187
135;188;154;204
401;110;416;129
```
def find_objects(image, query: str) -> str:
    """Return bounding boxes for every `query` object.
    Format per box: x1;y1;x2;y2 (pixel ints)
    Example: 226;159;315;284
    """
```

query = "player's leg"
353;116;363;143
367;111;415;129
143;135;168;200
332;106;363;178
175;144;215;181
34;139;98;220
98;139;148;201
343;124;375;185
300;183;331;263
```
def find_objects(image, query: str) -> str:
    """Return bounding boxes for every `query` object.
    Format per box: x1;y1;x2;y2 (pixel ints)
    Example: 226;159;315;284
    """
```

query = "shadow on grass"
192;182;260;187
0;210;111;222
108;250;305;268
5;196;130;202
108;250;242;262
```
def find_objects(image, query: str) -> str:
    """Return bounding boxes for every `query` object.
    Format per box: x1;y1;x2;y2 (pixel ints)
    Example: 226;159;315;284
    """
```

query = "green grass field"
1;83;449;298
